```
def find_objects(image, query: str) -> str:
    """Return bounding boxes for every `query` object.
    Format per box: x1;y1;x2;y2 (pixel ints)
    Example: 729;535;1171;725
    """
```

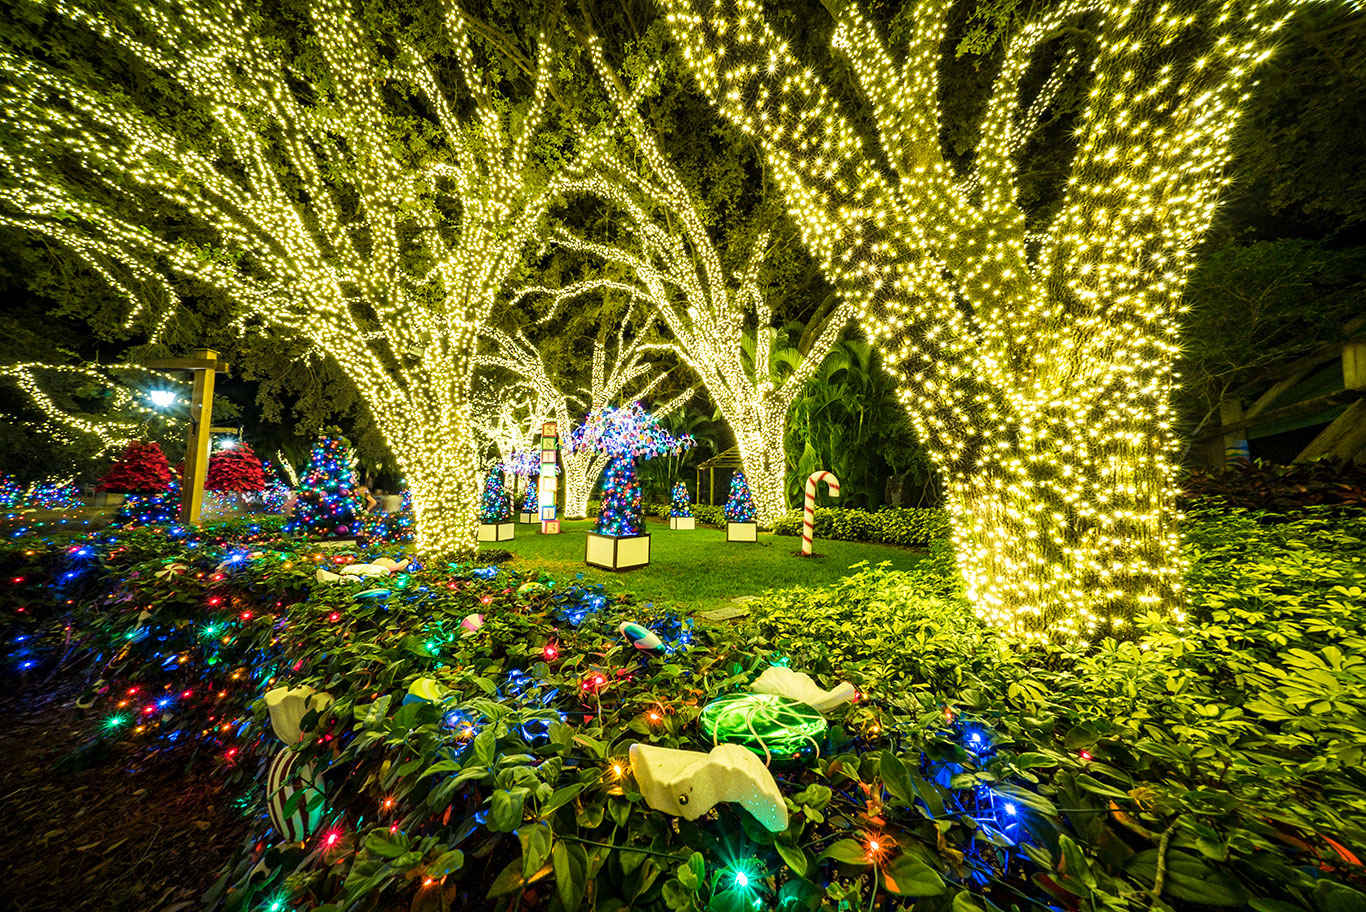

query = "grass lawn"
478;516;926;614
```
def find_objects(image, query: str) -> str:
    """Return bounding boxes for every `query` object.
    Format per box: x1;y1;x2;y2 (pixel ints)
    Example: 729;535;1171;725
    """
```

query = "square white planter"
518;511;539;524
586;532;651;571
727;522;758;542
478;522;515;542
669;516;695;530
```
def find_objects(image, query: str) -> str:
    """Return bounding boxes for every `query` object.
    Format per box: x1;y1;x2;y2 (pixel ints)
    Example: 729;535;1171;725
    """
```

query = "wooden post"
181;350;218;524
145;349;228;526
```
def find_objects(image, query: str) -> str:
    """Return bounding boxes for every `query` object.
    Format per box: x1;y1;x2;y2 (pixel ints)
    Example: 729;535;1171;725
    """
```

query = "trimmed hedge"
771;506;948;547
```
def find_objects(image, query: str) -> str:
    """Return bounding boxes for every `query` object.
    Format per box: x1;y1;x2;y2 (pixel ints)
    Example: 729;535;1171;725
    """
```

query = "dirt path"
0;677;247;912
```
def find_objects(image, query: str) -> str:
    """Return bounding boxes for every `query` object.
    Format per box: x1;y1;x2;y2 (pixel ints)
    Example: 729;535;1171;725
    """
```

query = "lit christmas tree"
285;429;363;539
522;478;539;515
258;459;292;514
97;441;173;495
725;471;758;524
387;489;415;544
479;465;513;524
570;403;694;538
205;442;266;494
670;482;693;518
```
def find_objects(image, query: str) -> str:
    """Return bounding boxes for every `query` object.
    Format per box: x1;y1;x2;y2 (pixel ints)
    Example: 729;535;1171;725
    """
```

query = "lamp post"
144;348;230;524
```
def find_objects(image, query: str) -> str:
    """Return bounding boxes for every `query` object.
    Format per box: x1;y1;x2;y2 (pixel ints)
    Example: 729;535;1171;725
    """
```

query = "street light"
148;389;178;409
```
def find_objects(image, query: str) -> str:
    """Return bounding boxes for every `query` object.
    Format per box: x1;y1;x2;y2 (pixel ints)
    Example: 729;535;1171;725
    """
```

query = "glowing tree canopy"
671;482;693;519
0;362;182;455
97;441;173;495
571;403;695;536
0;0;625;558
286;429;362;540
724;470;758;524
657;0;1327;642
481;316;686;520
205;442;266;494
551;39;853;526
479;464;514;524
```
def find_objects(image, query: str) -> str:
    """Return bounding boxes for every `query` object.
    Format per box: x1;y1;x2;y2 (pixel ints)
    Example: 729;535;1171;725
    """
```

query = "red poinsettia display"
97;441;173;494
205;442;266;493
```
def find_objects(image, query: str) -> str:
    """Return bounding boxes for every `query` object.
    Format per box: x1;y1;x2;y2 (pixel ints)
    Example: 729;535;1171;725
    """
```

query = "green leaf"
775;839;808;877
520;823;553;878
879;751;914;807
489;789;525;833
883;856;946;897
486;858;526;898
541;783;583;818
428;849;464;878
364;830;407;859
820;839;871;866
552;838;588;912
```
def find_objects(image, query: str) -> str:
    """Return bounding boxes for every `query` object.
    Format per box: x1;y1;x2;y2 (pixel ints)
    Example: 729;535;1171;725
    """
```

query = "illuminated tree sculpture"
657;0;1318;641
481;323;685;519
570;403;695;537
724;471;758;524
0;0;622;558
552;39;853;526
479;464;514;525
670;482;693;519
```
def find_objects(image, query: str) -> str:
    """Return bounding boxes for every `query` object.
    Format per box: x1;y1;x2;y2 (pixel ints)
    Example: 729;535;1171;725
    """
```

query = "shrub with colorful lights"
2;505;1366;910
570;403;694;537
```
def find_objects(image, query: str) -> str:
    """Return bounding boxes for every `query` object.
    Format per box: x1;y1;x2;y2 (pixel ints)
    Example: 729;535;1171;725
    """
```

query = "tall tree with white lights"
480;319;683;519
0;0;621;557
550;39;853;525
658;0;1319;640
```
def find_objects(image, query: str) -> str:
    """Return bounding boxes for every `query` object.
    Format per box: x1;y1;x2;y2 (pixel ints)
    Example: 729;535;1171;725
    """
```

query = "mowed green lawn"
479;516;926;614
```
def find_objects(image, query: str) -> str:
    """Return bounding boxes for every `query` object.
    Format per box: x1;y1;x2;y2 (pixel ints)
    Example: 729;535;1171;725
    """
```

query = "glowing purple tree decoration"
570;403;694;537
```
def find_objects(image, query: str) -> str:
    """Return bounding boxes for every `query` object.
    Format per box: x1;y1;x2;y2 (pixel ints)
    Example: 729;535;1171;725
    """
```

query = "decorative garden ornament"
264;685;334;744
315;568;343;583
372;557;410;571
618;621;665;655
405;677;447;704
266;748;325;843
340;562;391;577
750;666;856;714
460;613;485;635
629;743;788;832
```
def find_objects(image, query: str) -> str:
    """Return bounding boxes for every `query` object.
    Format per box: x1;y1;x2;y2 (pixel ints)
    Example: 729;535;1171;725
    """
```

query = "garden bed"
2;506;1366;911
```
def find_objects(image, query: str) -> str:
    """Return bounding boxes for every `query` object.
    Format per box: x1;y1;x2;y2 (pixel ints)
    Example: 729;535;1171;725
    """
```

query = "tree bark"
386;390;482;559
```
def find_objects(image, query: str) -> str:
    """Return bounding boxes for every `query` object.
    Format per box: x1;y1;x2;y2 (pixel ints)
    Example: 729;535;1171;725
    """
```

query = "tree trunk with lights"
555;40;853;528
658;0;1299;640
0;0;614;560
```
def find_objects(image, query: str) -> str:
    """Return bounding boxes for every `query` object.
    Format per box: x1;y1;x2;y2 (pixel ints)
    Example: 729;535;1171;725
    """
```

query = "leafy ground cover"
2;506;1365;911
481;517;926;614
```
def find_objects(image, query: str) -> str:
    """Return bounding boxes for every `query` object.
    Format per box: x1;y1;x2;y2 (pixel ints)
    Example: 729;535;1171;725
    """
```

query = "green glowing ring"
699;692;827;765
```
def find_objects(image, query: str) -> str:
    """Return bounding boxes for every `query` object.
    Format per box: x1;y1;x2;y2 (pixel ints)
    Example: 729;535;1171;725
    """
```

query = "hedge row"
771;506;948;547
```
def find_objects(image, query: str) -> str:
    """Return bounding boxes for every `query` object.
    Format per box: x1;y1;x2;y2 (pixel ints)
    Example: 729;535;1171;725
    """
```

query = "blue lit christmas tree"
285;428;363;538
725;470;758;523
570;403;694;538
670;482;693;518
522;478;538;514
480;464;513;524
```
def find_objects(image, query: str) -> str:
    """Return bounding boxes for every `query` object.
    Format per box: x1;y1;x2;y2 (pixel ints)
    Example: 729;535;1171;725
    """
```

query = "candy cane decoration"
802;471;839;556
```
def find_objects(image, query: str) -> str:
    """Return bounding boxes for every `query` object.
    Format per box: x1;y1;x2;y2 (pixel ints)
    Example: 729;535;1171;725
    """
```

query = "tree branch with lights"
0;0;627;557
657;0;1321;640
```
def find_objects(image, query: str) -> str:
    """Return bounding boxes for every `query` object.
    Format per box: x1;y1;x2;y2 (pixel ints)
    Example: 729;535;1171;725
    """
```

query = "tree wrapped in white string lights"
658;0;1325;641
0;0;621;558
480;321;686;519
547;39;853;527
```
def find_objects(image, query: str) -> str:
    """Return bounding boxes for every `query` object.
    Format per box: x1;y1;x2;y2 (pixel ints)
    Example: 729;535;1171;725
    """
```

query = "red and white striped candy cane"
802;471;839;556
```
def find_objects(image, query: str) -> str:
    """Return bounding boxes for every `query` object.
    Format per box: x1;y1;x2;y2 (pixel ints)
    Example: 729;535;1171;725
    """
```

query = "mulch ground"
0;675;248;912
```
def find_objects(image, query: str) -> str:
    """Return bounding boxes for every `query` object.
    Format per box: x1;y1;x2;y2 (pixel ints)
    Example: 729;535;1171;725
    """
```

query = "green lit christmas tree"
724;470;757;523
670;482;692;518
285;428;363;538
480;464;513;524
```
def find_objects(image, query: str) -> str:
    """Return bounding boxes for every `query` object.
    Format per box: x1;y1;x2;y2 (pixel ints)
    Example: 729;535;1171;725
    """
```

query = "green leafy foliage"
770;506;948;547
3;506;1366;911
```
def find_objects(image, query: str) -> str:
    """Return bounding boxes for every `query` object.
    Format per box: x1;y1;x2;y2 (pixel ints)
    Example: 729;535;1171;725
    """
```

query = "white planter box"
518;511;539;524
586;532;650;571
478;522;515;542
727;522;758;542
669;516;695;530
